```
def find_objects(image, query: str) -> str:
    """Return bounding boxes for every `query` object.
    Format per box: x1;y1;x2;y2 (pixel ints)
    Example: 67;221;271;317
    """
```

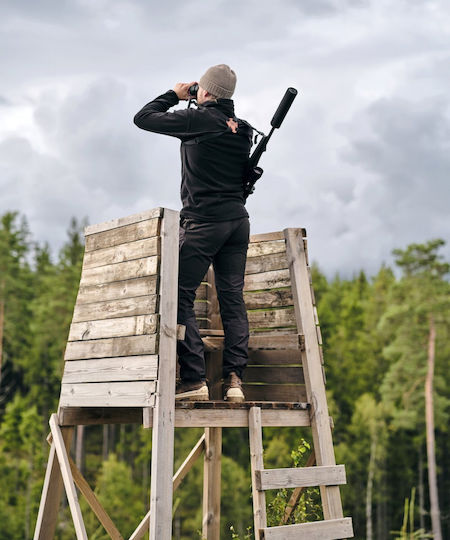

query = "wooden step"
260;517;353;540
255;465;346;491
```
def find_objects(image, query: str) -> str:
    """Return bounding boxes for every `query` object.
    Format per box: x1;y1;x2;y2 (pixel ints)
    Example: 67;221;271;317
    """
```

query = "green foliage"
0;210;449;539
391;488;432;539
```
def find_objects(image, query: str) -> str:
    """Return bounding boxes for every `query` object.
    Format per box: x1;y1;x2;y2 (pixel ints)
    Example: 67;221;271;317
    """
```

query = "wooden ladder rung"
255;465;346;491
260;517;354;540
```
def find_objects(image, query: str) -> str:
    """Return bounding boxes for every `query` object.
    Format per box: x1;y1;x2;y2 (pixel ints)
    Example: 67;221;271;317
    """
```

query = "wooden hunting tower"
34;206;353;540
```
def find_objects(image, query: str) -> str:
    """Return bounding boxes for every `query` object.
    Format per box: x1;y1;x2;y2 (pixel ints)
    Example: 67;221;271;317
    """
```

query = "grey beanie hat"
199;64;236;99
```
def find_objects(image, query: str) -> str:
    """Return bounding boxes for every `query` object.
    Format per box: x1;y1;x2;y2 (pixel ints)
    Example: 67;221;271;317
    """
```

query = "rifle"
243;87;298;199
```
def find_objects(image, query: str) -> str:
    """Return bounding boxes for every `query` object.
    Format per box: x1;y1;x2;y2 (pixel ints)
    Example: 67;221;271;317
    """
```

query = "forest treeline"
0;210;448;540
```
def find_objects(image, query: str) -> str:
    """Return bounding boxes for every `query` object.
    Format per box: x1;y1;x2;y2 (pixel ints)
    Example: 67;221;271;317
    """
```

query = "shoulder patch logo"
226;118;238;134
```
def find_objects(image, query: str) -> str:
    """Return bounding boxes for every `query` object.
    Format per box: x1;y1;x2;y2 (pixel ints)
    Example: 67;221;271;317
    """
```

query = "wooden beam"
202;428;222;540
129;435;206;540
260;517;354;540
49;414;88;539
149;208;179;540
68;456;123;539
33;427;74;540
255;465;346;491
84;208;162;236
284;228;343;519
59;407;311;428
249;407;267;540
60;381;156;408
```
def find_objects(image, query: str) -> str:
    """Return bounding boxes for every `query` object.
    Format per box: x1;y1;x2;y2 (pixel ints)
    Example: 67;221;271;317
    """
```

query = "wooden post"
34;426;74;540
249;407;267;540
202;427;222;540
149;209;179;540
284;228;343;519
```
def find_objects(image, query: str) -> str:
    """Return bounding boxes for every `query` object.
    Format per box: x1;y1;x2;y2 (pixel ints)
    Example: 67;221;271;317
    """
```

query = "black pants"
177;216;250;382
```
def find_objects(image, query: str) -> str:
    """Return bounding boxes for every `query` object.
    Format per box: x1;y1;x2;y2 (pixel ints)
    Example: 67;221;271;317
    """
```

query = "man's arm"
133;83;197;138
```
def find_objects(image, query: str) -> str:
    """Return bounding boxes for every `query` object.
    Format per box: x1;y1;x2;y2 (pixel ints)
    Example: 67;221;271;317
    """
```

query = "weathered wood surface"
245;252;289;275
247;349;302;366
68;456;123;539
194;300;208;318
249;407;267;540
247;239;286;258
64;334;158;360
260;518;354;540
85;208;162;236
49;415;87;539
243;288;293;310
282;451;316;525
149;208;179;540
76;275;158;304
84;237;160;269
62;355;158;383
58;406;311;427
203;333;301;351
80;256;159;287
247;307;296;328
244;366;304;384
244;269;290;291
255;465;346;491
243;384;307;403
69;314;158;341
73;295;158;323
284;228;343;519
60;381;156;407
249;231;285;243
33;427;74;540
202;428;222;540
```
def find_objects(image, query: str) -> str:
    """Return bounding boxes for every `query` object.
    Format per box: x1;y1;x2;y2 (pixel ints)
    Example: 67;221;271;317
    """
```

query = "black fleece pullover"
133;90;252;222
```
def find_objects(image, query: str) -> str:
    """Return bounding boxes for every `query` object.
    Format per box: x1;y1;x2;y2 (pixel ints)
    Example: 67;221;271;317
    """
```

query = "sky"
1;0;449;279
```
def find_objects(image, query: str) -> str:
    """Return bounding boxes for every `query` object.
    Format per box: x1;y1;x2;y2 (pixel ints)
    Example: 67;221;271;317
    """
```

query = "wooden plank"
202;428;222;540
85;217;161;251
256;465;346;491
129;435;206;540
248;307;296;328
73;295;158;323
80;256;159;287
59;381;156;407
245;251;289;275
199;329;225;337
194;282;209;301
247;240;286;258
49;414;88;539
249;407;267;540
58;407;311;427
260;518;354;540
68;456;123;539
244;366;304;384
203;333;301;352
62;355;159;383
69;314;158;341
85;208;162;236
244;288;293;310
64;334;158;360
250;231;285;242
244;269;291;291
33;428;74;540
149;208;179;540
243;384;307;402
194;300;208;318
284;228;343;519
76;275;158;304
247;350;302;366
84;237;160;269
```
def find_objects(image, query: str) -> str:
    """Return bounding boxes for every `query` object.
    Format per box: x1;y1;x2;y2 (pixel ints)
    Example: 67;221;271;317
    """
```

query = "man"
134;64;252;402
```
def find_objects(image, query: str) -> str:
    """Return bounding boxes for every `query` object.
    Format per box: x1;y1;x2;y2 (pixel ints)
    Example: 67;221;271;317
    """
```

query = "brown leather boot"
175;380;209;401
224;372;245;402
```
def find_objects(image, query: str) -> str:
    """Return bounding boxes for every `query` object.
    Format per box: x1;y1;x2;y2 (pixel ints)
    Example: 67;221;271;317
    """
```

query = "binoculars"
188;84;199;98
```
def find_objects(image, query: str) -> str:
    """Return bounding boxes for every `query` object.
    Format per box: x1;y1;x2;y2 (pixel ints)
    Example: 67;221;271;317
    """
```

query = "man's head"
197;64;236;105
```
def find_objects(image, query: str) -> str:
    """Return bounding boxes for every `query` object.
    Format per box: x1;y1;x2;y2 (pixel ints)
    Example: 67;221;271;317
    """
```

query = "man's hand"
174;82;197;101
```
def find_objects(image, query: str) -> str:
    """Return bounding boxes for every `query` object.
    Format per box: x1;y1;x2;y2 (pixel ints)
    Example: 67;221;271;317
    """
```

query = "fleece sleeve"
133;90;195;138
